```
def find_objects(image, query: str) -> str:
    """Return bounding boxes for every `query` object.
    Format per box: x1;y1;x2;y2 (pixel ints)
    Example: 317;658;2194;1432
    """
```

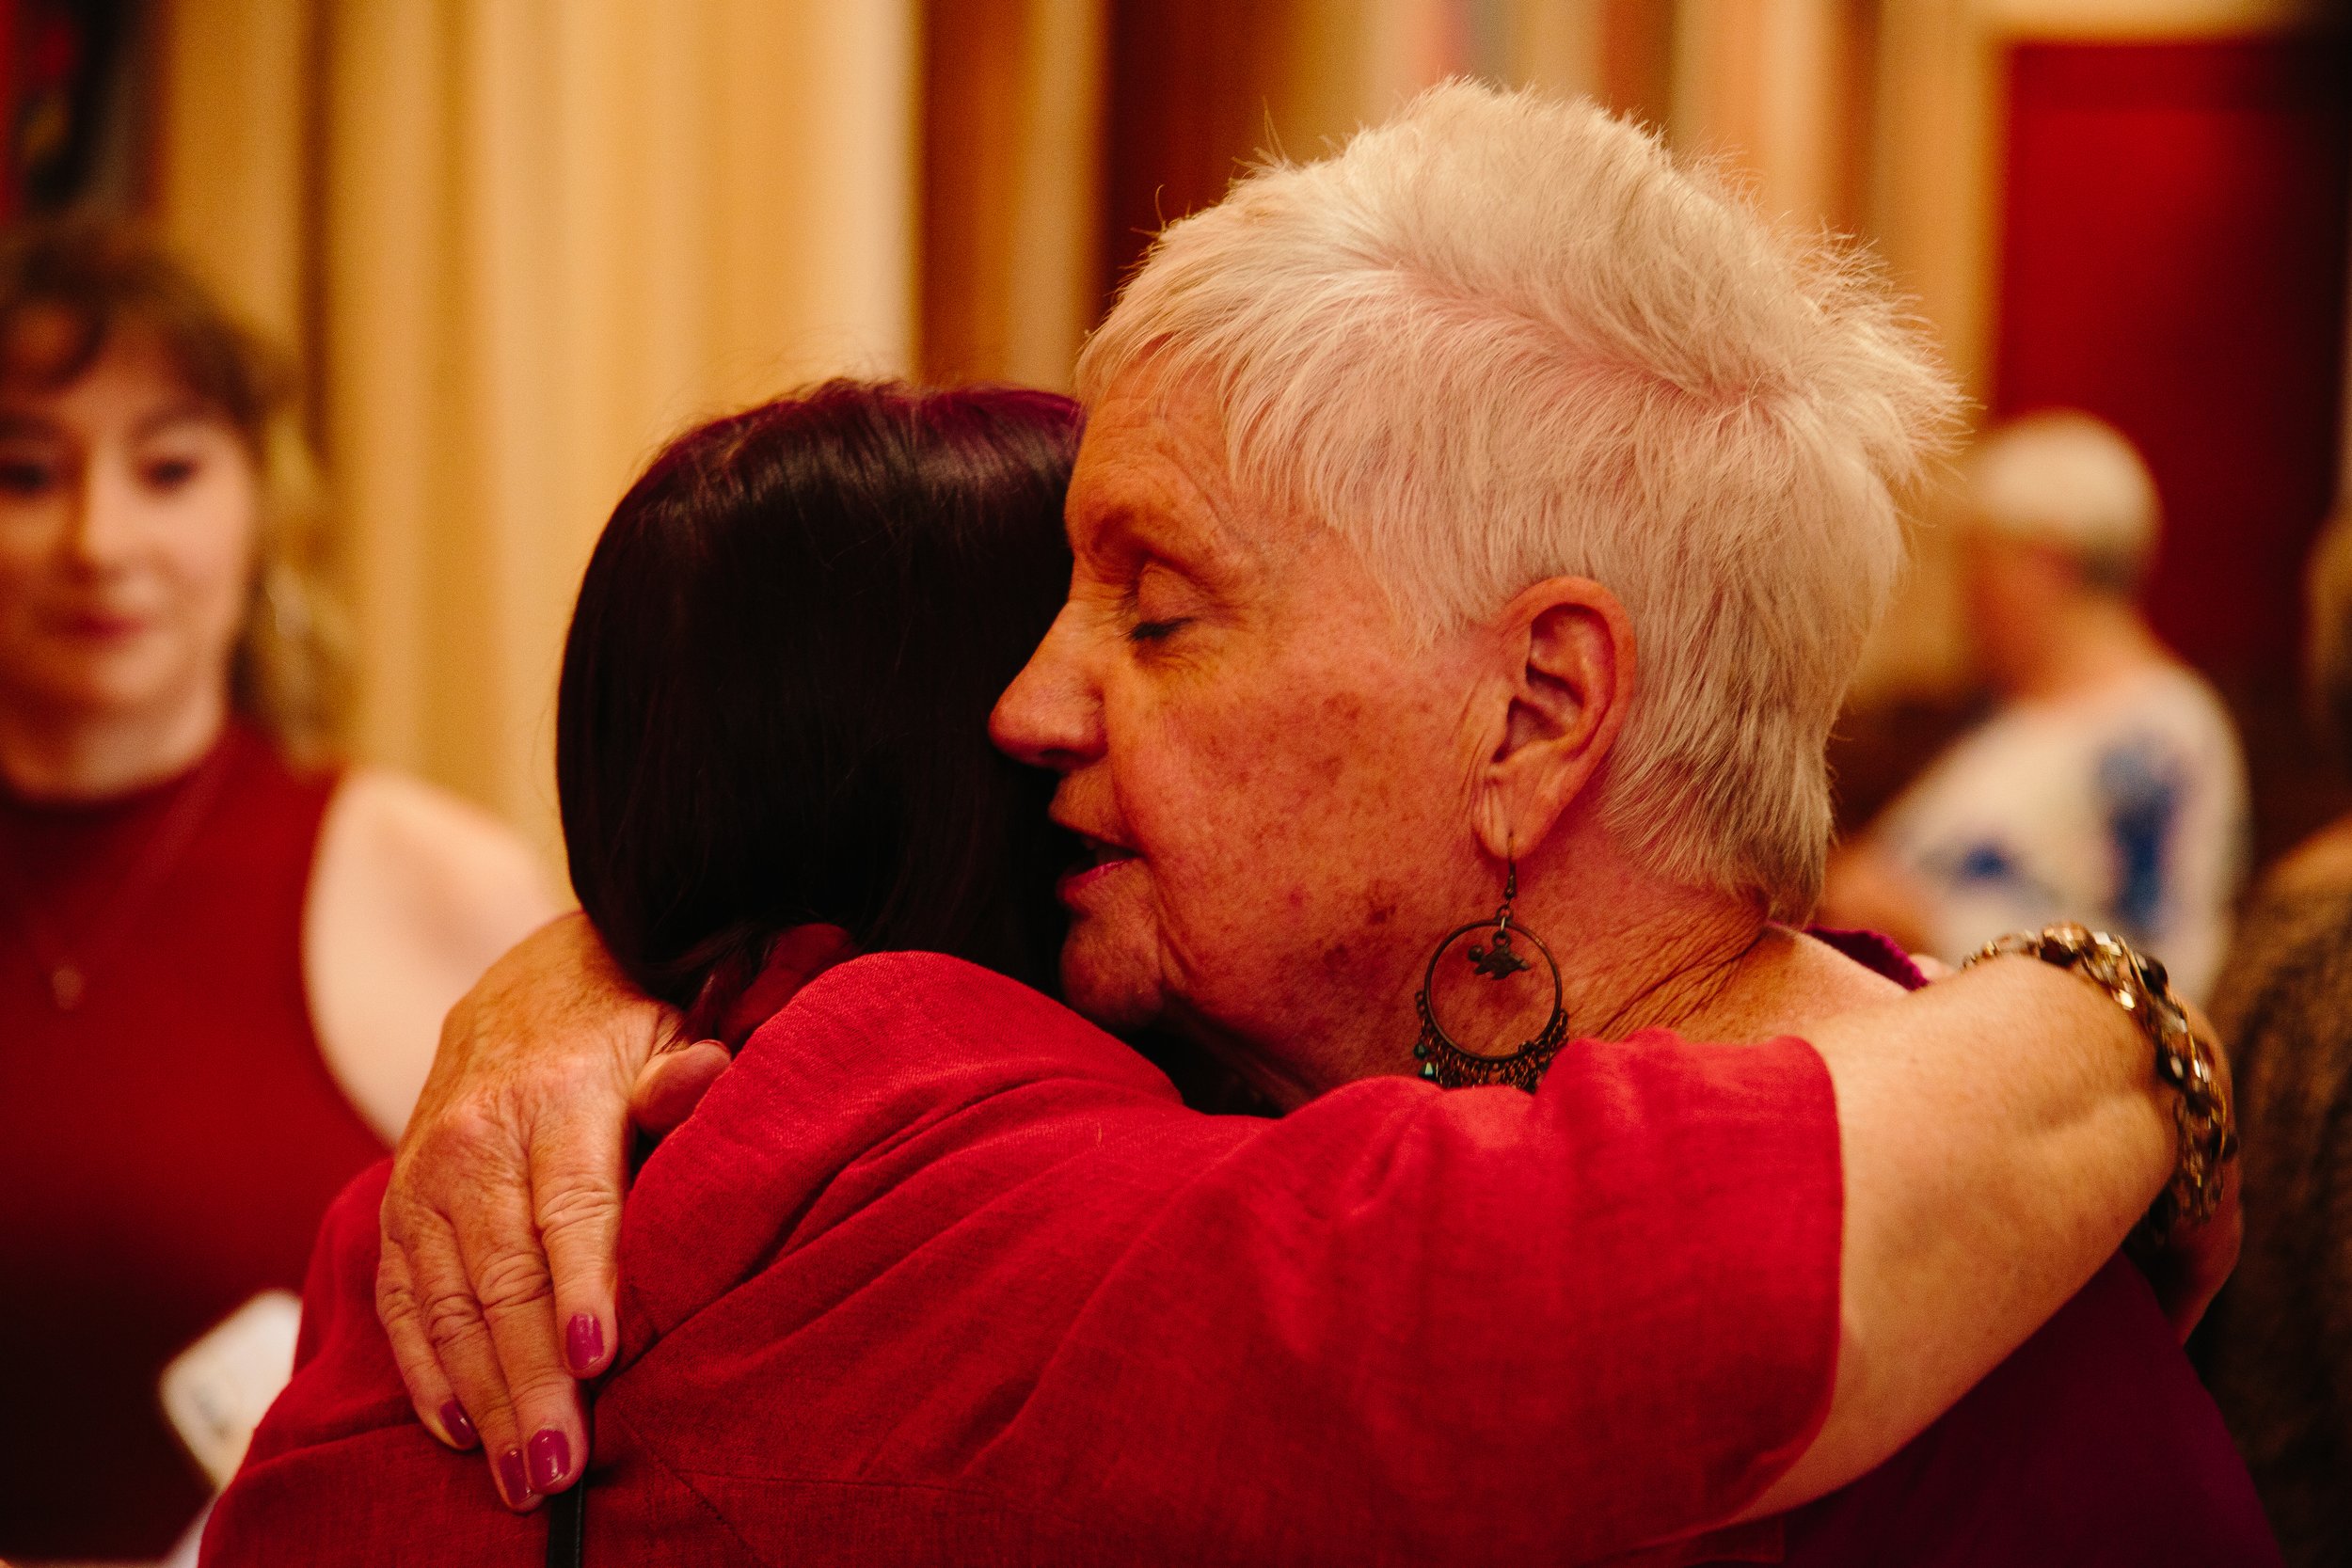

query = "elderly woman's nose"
990;615;1102;772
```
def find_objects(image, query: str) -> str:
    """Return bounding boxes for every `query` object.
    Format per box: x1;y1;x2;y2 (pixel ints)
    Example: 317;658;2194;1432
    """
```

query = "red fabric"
0;723;383;1560
211;951;1843;1566
1779;1257;2276;1565
208;944;2275;1566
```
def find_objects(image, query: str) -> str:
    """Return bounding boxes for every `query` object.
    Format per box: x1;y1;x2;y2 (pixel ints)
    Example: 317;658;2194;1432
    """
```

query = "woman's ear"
1472;577;1636;861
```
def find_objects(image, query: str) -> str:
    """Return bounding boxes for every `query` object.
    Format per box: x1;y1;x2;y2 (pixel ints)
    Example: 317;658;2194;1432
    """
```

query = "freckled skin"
991;370;1902;1109
991;375;1493;1103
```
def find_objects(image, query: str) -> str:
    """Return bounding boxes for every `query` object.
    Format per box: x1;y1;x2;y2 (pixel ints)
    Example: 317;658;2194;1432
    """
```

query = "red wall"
0;0;20;225
1994;37;2352;680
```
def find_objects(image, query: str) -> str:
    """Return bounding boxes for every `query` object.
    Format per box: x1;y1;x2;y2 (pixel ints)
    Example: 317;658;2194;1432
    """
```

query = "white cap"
1964;410;2160;585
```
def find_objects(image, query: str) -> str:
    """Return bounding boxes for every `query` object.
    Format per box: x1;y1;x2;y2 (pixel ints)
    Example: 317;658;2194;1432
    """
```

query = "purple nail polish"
527;1427;571;1493
566;1312;605;1374
498;1446;532;1506
439;1400;478;1447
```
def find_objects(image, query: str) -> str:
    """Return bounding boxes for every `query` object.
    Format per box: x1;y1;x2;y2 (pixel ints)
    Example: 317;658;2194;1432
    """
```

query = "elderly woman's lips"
1057;850;1136;904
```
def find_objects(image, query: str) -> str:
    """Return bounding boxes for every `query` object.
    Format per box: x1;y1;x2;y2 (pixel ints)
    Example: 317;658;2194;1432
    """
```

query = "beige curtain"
176;0;2312;849
154;0;918;870
918;0;1105;390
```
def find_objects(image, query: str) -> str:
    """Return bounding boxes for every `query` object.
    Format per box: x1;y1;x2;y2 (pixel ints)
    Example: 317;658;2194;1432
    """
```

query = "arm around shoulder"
1740;956;2179;1517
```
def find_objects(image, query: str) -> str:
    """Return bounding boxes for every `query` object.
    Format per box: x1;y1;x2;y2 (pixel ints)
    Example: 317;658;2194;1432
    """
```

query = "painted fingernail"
528;1427;571;1493
438;1400;478;1447
566;1312;605;1374
498;1446;533;1506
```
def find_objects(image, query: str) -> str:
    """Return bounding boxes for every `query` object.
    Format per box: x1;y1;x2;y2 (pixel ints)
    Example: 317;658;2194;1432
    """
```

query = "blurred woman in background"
2201;506;2352;1568
1824;411;2248;1003
0;221;555;1562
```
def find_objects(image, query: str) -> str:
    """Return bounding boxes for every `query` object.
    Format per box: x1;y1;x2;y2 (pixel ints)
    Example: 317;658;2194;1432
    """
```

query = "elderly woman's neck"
1505;827;1797;1048
1536;866;1778;1044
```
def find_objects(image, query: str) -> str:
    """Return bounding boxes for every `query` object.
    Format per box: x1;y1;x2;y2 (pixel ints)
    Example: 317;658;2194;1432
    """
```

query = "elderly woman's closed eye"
228;83;2262;1568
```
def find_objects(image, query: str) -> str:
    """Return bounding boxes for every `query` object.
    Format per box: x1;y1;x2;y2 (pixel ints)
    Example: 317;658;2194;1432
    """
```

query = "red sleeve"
988;1029;1840;1562
200;1164;536;1567
615;952;1843;1565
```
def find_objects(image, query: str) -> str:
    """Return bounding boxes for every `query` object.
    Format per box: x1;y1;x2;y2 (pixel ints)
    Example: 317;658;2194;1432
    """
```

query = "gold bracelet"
1965;923;2238;1249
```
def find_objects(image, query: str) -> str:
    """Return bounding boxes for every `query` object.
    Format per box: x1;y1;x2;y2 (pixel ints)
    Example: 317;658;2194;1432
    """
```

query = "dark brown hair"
555;380;1080;1016
0;217;346;752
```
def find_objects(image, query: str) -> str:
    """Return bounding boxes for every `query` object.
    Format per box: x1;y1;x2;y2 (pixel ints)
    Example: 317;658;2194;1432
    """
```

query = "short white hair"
1965;410;2160;589
1078;81;1960;918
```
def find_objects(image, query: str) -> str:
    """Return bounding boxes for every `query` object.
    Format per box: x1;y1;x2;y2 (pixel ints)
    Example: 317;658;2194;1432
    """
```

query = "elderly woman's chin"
1056;908;1169;1033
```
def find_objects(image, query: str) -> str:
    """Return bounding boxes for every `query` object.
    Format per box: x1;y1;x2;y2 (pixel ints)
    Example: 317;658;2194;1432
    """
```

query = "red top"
206;947;2274;1566
0;723;385;1561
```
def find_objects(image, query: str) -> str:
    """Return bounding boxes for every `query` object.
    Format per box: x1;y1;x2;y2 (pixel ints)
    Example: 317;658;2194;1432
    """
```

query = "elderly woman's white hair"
1078;81;1961;919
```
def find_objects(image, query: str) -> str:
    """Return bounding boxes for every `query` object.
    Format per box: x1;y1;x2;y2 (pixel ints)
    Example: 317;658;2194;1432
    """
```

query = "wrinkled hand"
375;911;695;1509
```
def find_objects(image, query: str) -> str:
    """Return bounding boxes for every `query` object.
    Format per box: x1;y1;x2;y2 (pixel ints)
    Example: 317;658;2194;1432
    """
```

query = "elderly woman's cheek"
1233;709;1442;962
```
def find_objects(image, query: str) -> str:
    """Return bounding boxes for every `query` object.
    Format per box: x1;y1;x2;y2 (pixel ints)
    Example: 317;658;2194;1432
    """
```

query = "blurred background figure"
2201;507;2352;1568
1823;413;2249;1000
0;221;554;1562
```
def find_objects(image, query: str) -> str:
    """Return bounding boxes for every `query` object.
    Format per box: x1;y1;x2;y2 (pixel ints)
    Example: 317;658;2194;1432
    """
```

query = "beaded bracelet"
1966;923;2238;1249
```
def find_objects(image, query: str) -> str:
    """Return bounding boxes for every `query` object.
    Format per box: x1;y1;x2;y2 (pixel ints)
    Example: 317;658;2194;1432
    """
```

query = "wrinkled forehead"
1067;368;1310;569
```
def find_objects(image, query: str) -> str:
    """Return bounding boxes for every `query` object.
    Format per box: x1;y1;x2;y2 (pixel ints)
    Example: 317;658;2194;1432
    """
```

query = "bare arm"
1740;955;2215;1516
383;927;2221;1519
305;768;562;1142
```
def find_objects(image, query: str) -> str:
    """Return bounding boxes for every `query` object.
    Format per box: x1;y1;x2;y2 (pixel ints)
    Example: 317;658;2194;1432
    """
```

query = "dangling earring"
1413;860;1569;1092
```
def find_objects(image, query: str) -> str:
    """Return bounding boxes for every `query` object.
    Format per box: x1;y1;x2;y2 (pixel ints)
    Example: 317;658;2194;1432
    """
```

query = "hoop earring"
1413;861;1569;1092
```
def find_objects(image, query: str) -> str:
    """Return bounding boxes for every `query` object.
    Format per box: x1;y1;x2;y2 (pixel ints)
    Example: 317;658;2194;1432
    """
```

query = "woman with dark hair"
204;378;1092;1560
554;379;1077;1011
0;219;553;1560
205;374;2269;1567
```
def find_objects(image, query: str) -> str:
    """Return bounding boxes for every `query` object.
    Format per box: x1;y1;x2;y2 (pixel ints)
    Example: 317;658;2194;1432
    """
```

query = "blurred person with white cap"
1825;410;2249;1002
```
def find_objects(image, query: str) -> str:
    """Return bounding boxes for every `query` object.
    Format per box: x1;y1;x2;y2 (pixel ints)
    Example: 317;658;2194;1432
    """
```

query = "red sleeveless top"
0;722;388;1561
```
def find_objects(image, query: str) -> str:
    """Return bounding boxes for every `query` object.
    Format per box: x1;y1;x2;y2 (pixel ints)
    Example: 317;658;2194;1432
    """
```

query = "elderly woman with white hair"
1825;412;2249;1002
218;87;2265;1564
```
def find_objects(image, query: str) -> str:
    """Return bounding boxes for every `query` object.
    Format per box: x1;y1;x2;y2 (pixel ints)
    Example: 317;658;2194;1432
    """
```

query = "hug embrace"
202;84;2270;1567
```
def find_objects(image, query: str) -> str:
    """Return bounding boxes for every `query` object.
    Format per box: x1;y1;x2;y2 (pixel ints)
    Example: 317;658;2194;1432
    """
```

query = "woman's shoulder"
205;1157;535;1565
782;952;1139;1054
613;954;1211;1371
305;768;561;1142
716;951;1184;1144
314;768;555;928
